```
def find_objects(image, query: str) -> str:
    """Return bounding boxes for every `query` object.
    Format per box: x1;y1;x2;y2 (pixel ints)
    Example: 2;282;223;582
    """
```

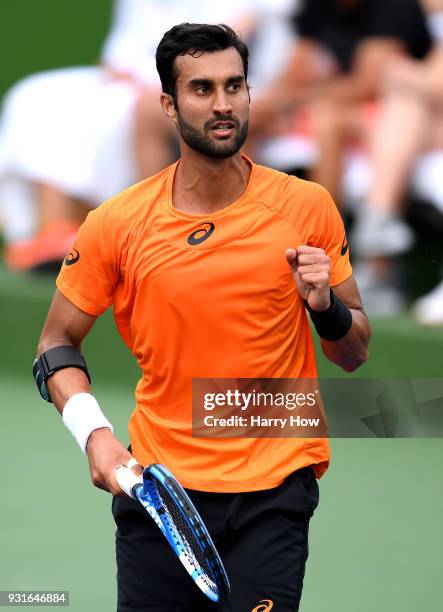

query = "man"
1;0;287;272
35;24;371;612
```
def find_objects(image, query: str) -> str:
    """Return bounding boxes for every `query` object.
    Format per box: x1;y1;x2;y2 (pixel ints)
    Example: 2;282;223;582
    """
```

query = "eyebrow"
188;75;245;88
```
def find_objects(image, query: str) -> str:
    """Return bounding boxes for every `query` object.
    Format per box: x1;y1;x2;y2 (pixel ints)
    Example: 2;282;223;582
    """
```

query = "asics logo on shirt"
251;600;274;611
64;248;80;266
187;222;215;245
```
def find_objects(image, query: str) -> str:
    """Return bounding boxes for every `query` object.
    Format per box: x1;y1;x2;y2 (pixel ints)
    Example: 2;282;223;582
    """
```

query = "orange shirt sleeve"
313;184;352;287
56;204;121;316
278;176;352;287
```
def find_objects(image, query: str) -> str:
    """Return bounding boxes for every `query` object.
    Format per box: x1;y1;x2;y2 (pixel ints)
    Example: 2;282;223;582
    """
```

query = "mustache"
205;116;240;130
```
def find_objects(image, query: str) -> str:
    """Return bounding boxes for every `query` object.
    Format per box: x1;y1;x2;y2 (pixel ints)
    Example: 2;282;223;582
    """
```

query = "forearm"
35;340;113;453
36;283;139;494
46;368;91;415
36;290;98;412
36;347;133;493
37;335;90;414
320;308;371;372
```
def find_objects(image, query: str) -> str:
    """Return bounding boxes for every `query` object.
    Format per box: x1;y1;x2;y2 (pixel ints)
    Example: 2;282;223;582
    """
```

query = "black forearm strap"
33;346;91;403
305;290;353;341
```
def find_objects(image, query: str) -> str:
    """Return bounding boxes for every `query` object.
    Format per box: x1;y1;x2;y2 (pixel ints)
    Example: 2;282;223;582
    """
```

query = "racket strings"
153;480;217;591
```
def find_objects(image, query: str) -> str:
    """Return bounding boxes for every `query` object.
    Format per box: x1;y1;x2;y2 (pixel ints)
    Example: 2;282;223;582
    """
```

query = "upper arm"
55;198;124;317
37;290;97;355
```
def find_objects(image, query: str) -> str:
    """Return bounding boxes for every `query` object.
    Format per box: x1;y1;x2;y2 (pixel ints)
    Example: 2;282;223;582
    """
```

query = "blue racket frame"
127;463;230;603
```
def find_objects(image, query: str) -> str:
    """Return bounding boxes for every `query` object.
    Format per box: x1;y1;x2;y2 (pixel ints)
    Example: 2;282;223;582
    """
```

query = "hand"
286;246;331;312
86;428;143;496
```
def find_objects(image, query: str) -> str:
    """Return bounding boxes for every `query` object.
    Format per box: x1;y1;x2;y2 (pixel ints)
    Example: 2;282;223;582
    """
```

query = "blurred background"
0;1;442;611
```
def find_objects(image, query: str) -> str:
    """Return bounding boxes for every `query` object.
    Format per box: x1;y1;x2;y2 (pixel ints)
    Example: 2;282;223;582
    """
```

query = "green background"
0;2;442;611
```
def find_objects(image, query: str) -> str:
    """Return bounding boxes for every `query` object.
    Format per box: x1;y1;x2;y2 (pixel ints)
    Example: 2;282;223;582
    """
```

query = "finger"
298;272;329;286
297;253;330;266
297;264;329;276
296;254;319;266
126;457;143;477
114;465;142;497
90;472;111;493
109;469;130;497
108;478;127;497
296;245;325;256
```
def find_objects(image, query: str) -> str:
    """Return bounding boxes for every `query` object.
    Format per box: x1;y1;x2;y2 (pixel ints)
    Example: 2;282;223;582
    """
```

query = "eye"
227;82;241;93
196;85;210;94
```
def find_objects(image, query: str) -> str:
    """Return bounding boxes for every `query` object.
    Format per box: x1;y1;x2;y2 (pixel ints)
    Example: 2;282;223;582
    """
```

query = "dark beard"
177;113;249;159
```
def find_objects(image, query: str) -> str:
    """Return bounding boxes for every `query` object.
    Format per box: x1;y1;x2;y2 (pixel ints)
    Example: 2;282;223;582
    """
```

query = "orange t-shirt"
57;156;352;492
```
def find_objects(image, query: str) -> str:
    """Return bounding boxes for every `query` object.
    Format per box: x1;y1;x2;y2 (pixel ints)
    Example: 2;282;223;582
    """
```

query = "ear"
161;92;177;120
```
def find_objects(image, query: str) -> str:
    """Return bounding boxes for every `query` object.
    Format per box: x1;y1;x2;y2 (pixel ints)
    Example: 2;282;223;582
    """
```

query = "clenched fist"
286;246;331;312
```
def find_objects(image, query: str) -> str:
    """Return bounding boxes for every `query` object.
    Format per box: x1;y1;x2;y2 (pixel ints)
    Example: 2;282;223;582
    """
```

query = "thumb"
132;463;143;478
286;248;307;299
127;457;143;478
285;248;298;270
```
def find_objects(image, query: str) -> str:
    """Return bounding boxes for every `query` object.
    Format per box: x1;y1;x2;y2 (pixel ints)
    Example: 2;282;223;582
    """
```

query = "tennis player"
35;23;371;612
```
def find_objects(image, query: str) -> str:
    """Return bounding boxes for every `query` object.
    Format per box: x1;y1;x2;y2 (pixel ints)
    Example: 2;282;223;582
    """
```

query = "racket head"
143;463;231;603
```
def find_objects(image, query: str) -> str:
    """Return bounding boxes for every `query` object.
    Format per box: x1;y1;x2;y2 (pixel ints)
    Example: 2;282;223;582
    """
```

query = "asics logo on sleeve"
187;222;215;245
64;248;80;266
251;600;273;611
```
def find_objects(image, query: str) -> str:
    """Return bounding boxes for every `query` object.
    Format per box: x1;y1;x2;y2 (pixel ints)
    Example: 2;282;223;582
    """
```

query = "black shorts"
112;467;319;612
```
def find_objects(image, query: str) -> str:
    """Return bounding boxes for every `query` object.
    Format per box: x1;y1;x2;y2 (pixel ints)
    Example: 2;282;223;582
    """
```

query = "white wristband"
62;392;113;454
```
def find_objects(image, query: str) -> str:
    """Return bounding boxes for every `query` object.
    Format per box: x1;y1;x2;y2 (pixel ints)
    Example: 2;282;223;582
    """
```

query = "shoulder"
250;163;334;219
86;164;171;238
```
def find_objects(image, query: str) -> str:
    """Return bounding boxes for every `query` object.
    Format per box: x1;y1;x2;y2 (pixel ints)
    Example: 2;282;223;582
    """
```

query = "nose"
212;88;232;115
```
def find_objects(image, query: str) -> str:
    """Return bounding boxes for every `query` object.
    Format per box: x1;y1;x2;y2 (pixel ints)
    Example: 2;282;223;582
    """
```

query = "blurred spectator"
351;0;443;319
413;272;443;325
253;0;432;203
0;0;293;271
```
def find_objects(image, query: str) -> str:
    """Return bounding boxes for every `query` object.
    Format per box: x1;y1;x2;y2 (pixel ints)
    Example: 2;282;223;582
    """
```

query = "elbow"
37;335;57;357
37;335;75;357
37;337;51;356
339;349;369;372
37;338;49;357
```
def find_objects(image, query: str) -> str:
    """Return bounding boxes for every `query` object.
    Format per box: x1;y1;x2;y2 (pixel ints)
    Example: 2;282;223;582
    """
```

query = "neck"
172;149;251;215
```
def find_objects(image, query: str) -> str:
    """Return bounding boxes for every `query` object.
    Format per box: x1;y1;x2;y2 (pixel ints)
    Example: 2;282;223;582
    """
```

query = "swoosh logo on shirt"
341;236;348;256
65;248;80;266
187;222;215;245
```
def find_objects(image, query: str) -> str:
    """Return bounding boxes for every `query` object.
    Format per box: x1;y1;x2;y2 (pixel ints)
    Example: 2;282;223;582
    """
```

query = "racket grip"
115;465;143;499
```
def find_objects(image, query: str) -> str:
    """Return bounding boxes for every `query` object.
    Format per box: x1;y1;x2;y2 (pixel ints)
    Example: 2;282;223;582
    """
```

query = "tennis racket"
115;463;230;603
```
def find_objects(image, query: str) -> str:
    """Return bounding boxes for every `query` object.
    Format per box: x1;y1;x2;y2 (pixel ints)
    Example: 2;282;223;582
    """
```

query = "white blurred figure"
0;0;293;271
349;0;443;319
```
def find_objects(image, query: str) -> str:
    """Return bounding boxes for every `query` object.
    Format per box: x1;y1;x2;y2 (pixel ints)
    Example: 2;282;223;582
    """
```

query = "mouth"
210;121;236;138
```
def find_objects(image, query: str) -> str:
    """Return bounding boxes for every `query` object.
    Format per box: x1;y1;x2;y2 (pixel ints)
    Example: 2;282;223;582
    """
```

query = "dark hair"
156;23;249;103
